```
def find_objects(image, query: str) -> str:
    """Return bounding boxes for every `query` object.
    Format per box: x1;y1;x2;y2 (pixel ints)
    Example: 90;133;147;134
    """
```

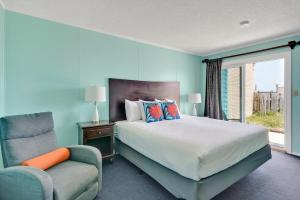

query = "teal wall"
0;5;4;117
1;11;202;168
205;34;300;154
0;5;5;168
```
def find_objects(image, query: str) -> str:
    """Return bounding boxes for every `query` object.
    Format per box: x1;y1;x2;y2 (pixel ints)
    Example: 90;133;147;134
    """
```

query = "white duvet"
116;115;269;181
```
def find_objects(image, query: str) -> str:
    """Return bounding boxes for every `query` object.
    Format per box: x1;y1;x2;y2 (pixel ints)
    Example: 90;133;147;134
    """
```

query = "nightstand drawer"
78;121;115;162
85;127;113;139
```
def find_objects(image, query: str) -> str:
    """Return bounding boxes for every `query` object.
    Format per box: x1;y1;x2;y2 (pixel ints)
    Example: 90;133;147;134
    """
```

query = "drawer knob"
98;131;102;134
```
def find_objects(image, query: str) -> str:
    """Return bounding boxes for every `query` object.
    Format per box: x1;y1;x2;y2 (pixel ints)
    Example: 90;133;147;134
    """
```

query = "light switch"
293;89;299;96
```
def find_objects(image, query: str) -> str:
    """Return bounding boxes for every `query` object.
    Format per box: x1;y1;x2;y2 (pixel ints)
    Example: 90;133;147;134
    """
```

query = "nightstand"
77;121;115;162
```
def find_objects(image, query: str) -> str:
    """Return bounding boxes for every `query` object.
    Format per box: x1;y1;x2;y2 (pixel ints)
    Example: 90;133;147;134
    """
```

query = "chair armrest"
68;145;102;190
68;145;102;169
0;166;53;200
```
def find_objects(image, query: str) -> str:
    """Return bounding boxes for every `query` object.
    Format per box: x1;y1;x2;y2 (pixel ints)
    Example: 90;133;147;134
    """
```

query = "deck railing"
253;92;284;113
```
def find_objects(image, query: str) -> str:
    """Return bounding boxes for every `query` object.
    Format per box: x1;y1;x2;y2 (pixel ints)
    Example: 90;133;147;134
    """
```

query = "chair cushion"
0;112;54;140
2;131;57;167
0;112;57;167
46;160;98;200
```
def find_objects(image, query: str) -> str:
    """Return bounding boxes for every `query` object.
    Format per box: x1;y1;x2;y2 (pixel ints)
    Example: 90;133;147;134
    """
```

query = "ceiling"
2;0;300;55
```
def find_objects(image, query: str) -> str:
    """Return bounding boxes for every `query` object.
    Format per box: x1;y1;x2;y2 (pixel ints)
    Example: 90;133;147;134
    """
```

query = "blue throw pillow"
161;102;180;120
143;102;164;123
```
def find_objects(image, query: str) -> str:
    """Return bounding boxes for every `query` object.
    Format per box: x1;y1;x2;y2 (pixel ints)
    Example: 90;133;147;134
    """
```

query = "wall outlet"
292;89;299;97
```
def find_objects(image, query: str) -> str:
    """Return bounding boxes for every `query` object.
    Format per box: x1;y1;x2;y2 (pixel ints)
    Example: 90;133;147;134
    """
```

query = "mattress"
115;115;269;181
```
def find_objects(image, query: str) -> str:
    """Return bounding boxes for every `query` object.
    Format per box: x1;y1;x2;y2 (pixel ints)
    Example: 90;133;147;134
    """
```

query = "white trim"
284;52;292;153
204;31;300;56
222;51;291;67
80;26;199;56
290;152;300;157
222;51;292;153
0;0;5;9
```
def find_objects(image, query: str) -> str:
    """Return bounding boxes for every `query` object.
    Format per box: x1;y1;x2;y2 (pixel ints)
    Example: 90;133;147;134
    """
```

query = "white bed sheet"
116;115;269;181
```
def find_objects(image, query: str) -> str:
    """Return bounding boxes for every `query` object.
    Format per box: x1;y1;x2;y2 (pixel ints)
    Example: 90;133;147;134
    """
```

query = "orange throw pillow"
22;148;70;170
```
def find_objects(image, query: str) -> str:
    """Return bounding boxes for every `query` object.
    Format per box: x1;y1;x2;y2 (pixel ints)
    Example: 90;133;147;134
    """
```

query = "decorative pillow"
139;100;155;121
161;102;181;120
155;98;182;116
125;99;142;121
22;148;70;170
143;102;164;123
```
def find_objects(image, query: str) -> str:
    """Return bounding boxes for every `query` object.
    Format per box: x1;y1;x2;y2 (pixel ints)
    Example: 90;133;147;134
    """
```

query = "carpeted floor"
97;151;300;200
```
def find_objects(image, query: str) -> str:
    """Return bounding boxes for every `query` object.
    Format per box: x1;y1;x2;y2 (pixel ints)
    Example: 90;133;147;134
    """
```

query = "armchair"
0;112;102;200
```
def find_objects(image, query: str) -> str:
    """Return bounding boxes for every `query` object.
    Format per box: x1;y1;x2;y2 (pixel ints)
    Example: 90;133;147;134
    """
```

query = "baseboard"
271;146;300;157
289;152;300;157
271;146;286;153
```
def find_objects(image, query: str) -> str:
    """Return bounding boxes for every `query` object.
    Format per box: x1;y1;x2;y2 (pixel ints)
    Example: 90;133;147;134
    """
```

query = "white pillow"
125;99;142;121
138;100;155;121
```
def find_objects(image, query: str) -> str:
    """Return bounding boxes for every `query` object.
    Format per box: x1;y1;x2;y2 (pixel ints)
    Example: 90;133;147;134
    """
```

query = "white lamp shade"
85;86;106;102
188;93;202;103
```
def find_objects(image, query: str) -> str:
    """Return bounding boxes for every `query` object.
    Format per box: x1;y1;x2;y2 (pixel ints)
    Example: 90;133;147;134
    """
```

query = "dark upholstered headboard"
109;78;180;122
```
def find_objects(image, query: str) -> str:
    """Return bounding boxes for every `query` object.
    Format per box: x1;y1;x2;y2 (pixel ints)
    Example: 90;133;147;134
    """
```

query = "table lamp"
188;93;202;116
85;86;106;123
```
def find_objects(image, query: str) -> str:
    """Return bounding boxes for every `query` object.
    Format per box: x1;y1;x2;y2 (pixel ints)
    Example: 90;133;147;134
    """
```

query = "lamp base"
192;104;198;116
93;102;100;123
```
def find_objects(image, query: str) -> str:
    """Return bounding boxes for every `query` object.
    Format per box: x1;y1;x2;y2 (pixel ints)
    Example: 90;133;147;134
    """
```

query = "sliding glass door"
221;54;290;151
221;66;243;122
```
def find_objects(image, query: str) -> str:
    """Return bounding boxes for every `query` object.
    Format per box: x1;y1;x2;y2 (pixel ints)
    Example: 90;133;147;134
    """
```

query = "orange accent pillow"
22;148;70;170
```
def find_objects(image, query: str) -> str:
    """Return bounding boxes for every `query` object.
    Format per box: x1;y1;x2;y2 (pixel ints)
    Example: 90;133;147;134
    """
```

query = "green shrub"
246;112;284;130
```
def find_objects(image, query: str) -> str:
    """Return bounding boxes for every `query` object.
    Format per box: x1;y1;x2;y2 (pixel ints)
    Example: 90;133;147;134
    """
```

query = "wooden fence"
253;92;284;113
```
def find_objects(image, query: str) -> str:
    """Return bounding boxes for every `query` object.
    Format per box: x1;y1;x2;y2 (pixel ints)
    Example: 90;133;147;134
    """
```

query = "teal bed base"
116;139;271;200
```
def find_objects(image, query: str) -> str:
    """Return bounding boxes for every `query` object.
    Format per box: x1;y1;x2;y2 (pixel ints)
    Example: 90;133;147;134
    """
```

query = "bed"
109;78;271;200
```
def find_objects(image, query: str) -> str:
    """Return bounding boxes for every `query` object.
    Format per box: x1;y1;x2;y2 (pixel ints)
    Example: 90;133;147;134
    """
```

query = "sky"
254;59;284;92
